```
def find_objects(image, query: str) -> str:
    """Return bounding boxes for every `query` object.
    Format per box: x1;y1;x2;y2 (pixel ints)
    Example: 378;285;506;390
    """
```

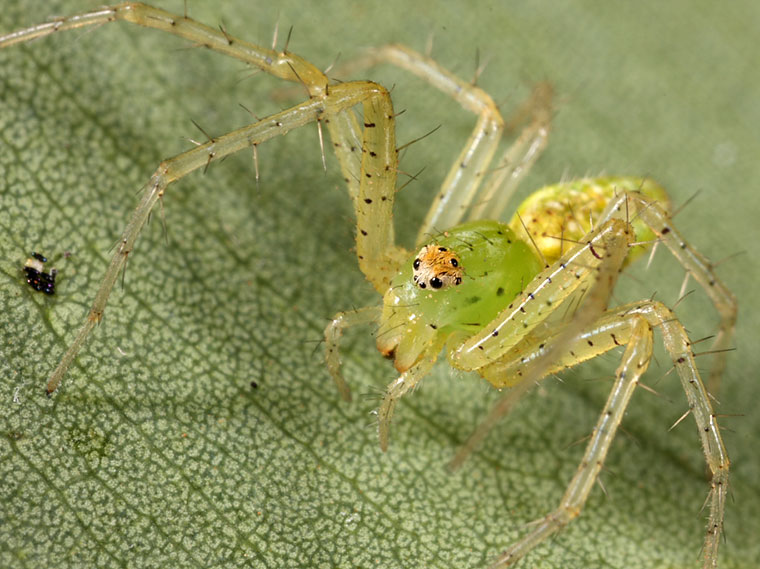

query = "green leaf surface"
1;1;758;568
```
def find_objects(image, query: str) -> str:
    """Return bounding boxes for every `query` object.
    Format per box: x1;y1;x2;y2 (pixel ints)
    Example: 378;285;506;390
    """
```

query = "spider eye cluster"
412;245;463;290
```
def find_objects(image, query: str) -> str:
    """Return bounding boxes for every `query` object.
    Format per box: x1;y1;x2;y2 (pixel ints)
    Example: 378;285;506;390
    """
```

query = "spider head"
411;245;463;290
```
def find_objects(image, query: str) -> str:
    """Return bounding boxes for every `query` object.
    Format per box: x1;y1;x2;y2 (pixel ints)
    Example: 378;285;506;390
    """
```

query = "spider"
1;3;736;568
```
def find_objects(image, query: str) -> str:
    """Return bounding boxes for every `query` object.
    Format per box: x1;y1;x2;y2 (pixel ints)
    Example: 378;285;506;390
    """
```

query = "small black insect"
23;252;57;295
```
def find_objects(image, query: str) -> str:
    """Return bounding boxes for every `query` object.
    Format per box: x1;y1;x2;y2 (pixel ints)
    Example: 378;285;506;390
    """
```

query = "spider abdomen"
510;176;671;265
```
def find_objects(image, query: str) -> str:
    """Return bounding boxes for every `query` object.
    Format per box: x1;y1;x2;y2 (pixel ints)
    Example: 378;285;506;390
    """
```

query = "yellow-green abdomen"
509;177;671;265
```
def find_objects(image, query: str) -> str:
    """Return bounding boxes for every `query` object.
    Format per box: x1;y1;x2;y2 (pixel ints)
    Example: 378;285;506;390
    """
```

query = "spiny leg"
511;182;736;392
335;45;552;244
336;44;502;240
487;316;654;568
477;301;728;569
0;2;370;261
625;302;728;569
41;79;398;393
466;82;553;223
611;191;737;392
1;3;407;390
324;306;381;402
536;187;739;393
0;4;332;91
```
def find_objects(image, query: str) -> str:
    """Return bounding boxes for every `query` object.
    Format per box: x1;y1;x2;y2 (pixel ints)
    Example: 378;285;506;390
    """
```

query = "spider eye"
450;258;458;267
438;247;448;252
430;277;443;289
413;259;421;270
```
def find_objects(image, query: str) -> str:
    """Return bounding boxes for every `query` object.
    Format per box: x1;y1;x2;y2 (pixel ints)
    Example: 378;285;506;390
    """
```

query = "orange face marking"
412;245;463;290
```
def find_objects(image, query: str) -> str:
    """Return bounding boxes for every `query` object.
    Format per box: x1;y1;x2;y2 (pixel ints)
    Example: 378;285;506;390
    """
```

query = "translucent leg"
487;316;654;568
608;191;737;392
324;306;381;401
337;44;502;239
335;45;552;243
377;335;447;451
1;3;410;391
0;3;406;285
479;301;728;569
467;82;553;222
0;2;363;196
41;81;393;393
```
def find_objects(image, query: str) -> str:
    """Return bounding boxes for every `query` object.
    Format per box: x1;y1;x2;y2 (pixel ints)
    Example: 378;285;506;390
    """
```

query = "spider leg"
324;302;449;451
324;306;382;402
41;85;400;395
0;3;363;196
1;3;407;391
478;301;728;569
466;82;553;223
334;45;551;244
598;191;736;392
376;335;447;451
487;314;654;568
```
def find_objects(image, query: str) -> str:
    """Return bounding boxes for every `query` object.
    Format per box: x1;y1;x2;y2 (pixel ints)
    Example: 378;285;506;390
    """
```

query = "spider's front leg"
44;86;386;394
335;44;553;244
0;3;409;393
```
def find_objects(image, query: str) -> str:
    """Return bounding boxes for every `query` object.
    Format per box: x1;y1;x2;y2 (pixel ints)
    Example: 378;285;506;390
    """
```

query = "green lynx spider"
1;3;736;568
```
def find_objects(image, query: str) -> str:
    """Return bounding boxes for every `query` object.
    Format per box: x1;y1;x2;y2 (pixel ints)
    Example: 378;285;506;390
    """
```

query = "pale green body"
377;177;670;376
378;220;542;371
